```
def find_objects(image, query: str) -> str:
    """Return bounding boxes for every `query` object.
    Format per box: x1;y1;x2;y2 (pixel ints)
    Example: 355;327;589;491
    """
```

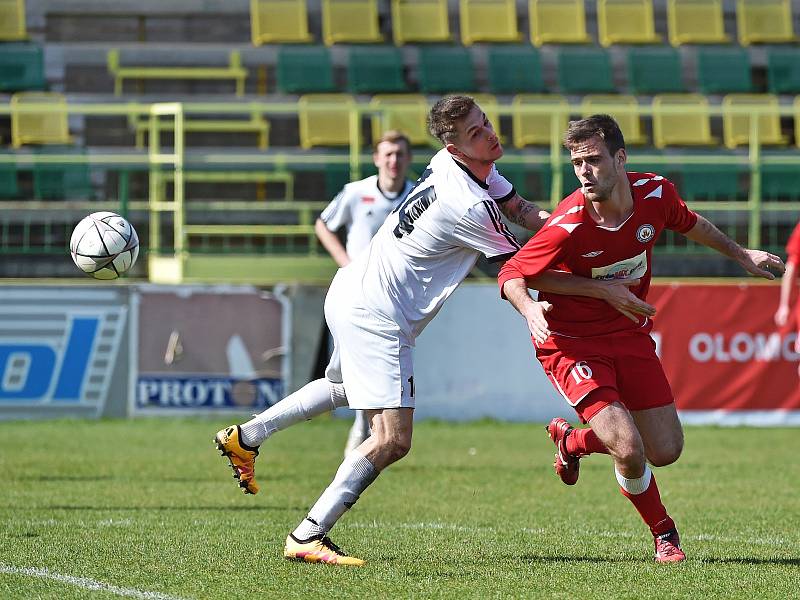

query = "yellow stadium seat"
652;94;716;148
298;94;358;149
794;96;800;149
460;0;520;45
321;0;382;46
391;0;450;45
529;0;591;46
580;95;646;145
512;94;569;148
736;0;795;46
250;0;312;45
10;92;72;148
722;94;788;149
667;0;729;46
369;94;433;147
598;0;660;47
0;0;26;41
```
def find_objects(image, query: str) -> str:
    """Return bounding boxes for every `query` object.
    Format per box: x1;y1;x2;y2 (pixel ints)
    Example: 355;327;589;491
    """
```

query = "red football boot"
545;418;580;485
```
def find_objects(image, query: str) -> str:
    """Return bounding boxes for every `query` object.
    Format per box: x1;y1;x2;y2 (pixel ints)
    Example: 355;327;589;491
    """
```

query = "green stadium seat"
487;46;543;94
0;43;45;91
347;46;405;94
677;163;747;201
276;46;336;94
32;146;92;201
556;48;614;94
696;47;753;94
627;47;685;94
418;47;475;94
761;164;800;200
0;155;19;199
766;48;800;94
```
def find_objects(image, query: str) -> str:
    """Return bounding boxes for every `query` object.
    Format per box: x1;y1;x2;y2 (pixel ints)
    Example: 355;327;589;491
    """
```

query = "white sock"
239;379;347;447
292;451;378;540
615;465;652;495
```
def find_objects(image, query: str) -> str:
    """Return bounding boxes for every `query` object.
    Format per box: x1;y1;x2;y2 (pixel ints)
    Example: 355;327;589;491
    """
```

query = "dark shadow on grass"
29;475;115;482
515;554;640;564
699;557;800;566
15;505;305;512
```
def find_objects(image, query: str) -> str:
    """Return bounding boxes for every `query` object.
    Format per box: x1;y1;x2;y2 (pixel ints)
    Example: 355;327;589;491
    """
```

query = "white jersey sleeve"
453;200;521;262
319;188;353;232
486;166;516;204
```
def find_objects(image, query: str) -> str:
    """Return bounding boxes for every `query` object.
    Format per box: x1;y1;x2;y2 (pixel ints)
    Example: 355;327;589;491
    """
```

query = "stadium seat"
390;0;451;45
459;0;521;45
696;47;753;94
556;48;614;94
597;0;660;47
418;47;475;94
529;0;591;46
761;164;800;200
369;94;433;147
580;95;647;145
321;0;382;46
511;94;569;148
652;94;716;148
0;43;45;91
487;46;543;94
722;94;788;149
276;46;336;94
736;0;796;46
667;0;729;46
298;94;357;149
766;48;800;94
677;163;747;201
250;0;312;45
0;0;26;41
793;96;800;149
32;146;92;201
347;46;405;94
626;47;685;94
0;155;19;199
10;91;72;148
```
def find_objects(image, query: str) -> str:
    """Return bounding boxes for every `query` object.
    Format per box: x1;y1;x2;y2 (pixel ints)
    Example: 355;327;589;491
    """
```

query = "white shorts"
323;270;415;410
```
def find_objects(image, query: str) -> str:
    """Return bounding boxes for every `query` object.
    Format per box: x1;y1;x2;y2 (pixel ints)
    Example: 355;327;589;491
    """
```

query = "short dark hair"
427;95;476;144
563;114;626;157
374;130;411;154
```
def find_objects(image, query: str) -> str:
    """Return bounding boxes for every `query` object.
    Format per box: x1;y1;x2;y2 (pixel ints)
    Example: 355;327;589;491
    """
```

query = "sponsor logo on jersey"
581;250;604;258
361;196;375;204
636;223;655;243
591;250;648;281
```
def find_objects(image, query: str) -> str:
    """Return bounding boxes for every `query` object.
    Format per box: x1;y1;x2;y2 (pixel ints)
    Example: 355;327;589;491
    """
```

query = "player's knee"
385;435;412;462
648;435;683;467
613;440;646;469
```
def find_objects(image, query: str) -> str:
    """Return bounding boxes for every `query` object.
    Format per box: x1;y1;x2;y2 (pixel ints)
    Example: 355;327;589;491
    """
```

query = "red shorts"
536;331;674;423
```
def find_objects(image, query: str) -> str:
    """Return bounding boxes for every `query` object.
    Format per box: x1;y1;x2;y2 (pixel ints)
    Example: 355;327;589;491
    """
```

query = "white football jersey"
345;148;521;340
319;175;414;258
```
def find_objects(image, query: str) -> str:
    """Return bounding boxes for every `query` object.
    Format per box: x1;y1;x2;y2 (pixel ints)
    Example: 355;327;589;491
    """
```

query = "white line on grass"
0;564;189;600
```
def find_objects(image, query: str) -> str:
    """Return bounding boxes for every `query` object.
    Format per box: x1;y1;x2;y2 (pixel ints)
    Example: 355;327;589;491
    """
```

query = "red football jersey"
498;172;698;338
785;221;800;265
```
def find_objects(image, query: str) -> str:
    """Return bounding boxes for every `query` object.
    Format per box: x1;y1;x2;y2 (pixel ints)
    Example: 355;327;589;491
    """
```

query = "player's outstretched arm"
314;218;351;267
501;277;552;344
528;272;656;323
498;194;550;233
683;215;785;280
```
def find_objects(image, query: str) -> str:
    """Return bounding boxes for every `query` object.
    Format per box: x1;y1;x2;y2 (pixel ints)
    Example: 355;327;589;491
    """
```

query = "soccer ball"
70;211;139;280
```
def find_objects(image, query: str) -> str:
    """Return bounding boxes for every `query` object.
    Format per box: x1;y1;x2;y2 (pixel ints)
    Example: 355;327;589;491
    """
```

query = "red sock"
566;427;609;456
619;474;675;536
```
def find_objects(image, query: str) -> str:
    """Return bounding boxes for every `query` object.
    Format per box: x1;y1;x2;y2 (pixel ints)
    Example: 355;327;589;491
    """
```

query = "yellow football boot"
213;425;259;495
283;534;365;566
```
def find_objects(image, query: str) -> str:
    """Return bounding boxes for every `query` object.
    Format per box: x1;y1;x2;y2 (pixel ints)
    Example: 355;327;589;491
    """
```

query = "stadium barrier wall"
2;282;798;425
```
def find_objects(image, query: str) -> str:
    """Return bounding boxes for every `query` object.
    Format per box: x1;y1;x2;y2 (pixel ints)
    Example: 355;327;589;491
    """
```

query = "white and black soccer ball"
70;211;139;280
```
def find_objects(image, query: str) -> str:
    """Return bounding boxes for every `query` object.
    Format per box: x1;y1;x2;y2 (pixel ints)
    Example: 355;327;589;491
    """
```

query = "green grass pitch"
0;417;797;599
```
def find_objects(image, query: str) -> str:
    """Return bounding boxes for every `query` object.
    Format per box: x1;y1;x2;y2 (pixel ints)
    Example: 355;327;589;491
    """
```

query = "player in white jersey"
315;131;415;457
213;96;656;566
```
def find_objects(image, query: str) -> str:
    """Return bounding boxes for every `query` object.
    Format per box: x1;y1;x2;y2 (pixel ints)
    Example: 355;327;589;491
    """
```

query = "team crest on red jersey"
636;223;655;243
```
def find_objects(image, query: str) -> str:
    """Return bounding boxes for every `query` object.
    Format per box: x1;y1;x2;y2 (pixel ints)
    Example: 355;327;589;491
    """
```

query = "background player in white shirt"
315;131;415;457
213;96;656;566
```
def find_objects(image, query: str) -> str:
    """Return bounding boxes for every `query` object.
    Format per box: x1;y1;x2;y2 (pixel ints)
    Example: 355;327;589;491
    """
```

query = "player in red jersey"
498;115;784;563
774;221;800;355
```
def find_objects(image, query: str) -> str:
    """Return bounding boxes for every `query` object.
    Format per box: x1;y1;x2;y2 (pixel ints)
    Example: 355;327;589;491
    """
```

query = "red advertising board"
649;283;800;422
